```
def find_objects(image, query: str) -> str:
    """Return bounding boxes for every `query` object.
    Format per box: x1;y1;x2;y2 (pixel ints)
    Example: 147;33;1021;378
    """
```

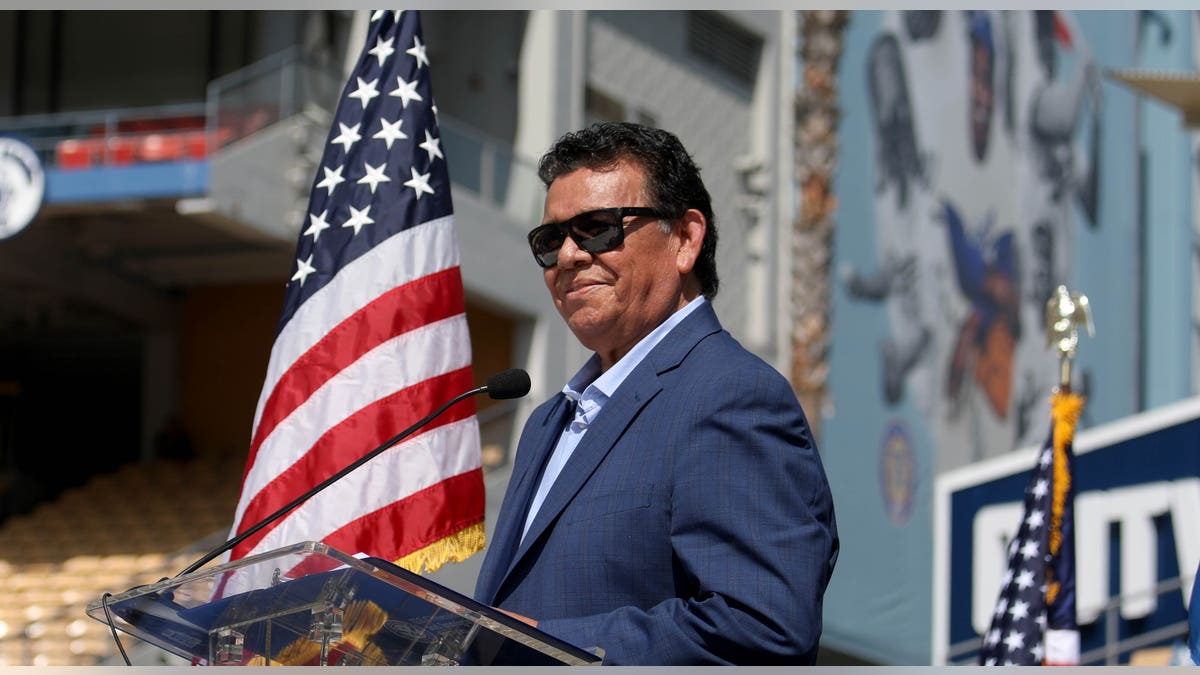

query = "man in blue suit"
474;123;839;664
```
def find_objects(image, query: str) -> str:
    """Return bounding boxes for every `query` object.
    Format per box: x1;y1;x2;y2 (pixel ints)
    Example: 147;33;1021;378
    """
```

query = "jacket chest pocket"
563;482;655;525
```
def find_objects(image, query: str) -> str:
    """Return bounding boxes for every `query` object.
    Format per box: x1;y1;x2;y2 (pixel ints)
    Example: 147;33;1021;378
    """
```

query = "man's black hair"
537;122;719;299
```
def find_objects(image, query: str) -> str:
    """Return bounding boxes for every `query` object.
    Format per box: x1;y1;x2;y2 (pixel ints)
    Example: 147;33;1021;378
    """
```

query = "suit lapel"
505;371;662;575
477;394;572;603
496;303;725;589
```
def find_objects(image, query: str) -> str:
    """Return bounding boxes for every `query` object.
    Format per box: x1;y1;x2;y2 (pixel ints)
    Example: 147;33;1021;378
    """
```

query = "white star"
1008;599;1030;621
1040;448;1053;467
1001;568;1013;587
403;167;434;199
373;117;407;149
348;77;380;108
993;597;1008;617
985;628;1001;647
1020;539;1040;560
330;122;362;153
983;658;997;666
357;162;391;194
1031;641;1044;662
1015;568;1036;590
371;10;403;22
367;35;395;67
389;75;423;109
406;35;429;69
1032;479;1049;499
315;165;345;196
304;209;331;242
1035;612;1047;630
341;204;375;235
291;254;316;286
1002;630;1025;652
1026;509;1045;529
419;128;443;163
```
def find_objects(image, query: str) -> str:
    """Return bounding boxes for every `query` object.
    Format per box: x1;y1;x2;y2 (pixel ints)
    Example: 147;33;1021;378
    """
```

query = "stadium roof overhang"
0;168;293;334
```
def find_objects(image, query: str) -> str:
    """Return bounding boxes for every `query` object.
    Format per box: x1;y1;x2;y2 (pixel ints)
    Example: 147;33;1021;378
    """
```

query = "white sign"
0;137;45;239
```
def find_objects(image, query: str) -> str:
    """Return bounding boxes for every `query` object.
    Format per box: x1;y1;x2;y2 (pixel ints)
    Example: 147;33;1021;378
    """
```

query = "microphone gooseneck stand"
100;369;531;665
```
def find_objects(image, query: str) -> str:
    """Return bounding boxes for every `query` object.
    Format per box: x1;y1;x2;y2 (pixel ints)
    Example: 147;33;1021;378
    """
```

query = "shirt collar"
562;296;707;410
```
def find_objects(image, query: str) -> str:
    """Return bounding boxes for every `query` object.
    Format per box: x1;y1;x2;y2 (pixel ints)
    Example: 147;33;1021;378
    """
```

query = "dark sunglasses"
527;207;672;268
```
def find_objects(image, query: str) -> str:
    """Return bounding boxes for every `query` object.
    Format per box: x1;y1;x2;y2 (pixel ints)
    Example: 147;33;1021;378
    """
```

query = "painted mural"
840;10;1103;472
822;9;1197;664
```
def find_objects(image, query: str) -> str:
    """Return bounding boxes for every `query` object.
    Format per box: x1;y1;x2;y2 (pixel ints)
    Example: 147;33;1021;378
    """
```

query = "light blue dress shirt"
521;296;707;541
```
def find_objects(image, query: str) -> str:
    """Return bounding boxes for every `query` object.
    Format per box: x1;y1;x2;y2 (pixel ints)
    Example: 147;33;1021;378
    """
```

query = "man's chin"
562;314;612;349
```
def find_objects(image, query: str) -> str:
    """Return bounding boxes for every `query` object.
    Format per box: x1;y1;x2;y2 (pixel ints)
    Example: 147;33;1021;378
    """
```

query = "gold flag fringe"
1046;391;1084;606
396;521;486;575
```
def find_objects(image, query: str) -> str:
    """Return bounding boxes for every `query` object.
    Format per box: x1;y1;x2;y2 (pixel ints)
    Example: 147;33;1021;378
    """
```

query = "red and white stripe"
227;215;482;562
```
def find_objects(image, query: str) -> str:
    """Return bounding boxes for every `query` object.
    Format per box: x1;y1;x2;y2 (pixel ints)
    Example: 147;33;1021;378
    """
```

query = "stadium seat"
0;455;243;665
55;140;95;170
104;138;135;165
137;133;185;163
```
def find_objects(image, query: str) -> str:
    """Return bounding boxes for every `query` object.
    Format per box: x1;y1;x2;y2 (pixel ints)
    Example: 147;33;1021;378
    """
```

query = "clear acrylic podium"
85;541;602;666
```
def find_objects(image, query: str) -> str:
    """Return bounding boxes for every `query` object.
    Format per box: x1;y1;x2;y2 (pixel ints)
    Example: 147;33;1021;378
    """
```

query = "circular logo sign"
879;419;916;525
0;137;45;240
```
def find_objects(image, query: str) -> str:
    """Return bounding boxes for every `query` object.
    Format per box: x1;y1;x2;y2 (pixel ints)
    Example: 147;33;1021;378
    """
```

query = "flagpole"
978;285;1094;666
1043;285;1092;666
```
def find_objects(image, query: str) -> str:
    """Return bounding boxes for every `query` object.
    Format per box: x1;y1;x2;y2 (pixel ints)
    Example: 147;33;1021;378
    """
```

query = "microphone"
176;368;531;577
485;368;531;400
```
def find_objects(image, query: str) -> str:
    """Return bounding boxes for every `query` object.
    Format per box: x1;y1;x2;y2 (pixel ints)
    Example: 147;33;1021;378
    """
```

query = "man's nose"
556;235;592;268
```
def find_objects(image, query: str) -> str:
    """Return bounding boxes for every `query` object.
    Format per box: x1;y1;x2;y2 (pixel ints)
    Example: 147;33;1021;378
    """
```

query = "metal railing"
205;46;341;155
438;118;542;232
206;44;543;231
0;43;543;235
0;47;343;173
0;43;543;234
945;574;1193;665
0;102;210;169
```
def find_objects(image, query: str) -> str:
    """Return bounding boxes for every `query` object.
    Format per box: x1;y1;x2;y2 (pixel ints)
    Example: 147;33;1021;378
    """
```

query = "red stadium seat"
55;140;94;170
138;133;185;162
184;127;236;159
104;137;135;165
182;131;208;159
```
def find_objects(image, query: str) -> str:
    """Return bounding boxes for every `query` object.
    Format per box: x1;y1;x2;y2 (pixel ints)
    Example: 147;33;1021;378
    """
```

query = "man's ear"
675;209;706;275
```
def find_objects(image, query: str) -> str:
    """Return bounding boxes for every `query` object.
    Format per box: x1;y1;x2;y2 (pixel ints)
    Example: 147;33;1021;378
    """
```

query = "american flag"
226;10;484;573
979;392;1083;665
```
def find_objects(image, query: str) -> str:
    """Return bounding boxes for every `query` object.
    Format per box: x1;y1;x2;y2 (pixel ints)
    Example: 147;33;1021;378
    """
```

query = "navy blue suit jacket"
474;303;838;664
